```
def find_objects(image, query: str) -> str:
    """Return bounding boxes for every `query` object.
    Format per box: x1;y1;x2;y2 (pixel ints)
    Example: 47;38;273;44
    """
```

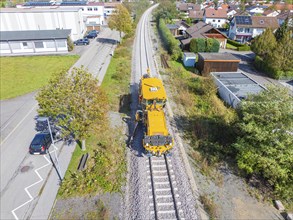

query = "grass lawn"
0;55;79;100
226;42;237;50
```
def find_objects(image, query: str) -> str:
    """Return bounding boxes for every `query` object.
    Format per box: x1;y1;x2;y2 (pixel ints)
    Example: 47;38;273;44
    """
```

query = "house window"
218;20;220;22
213;19;215;22
245;28;250;33
237;28;244;32
87;7;92;11
94;7;98;11
34;42;44;48
22;42;33;49
260;20;264;24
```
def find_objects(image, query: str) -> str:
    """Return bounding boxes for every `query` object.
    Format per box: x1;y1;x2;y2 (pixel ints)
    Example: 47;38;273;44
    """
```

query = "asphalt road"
0;27;119;220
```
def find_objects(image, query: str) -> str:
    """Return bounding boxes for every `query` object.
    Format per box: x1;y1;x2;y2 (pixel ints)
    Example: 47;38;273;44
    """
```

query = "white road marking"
11;144;58;220
1;104;38;145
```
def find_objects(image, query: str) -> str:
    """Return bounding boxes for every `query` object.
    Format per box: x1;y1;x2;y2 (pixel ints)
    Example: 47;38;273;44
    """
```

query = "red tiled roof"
205;8;227;18
252;16;279;29
189;10;204;19
274;3;293;11
87;2;104;6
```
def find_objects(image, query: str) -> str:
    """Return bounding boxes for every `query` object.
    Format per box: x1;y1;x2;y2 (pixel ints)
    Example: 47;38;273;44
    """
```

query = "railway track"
147;155;185;220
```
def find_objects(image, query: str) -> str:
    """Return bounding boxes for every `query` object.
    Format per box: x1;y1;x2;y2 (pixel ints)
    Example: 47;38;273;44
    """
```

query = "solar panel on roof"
235;16;252;25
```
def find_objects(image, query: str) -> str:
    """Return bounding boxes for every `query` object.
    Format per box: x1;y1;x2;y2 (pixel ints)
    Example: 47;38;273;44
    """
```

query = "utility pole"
46;118;63;182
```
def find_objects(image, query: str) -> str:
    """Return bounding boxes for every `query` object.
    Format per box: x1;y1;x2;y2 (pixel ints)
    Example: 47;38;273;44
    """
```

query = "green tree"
108;4;133;39
154;0;177;21
234;86;293;200
269;31;293;77
274;18;292;41
251;28;276;57
36;68;107;151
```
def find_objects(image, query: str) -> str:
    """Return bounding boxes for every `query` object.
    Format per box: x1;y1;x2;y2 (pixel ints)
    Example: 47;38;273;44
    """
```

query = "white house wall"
0;39;68;56
0;10;85;41
211;73;241;108
205;18;226;28
252;28;264;37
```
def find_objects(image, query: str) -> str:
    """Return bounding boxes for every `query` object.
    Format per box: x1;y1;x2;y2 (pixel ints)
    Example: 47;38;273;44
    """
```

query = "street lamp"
45;117;63;182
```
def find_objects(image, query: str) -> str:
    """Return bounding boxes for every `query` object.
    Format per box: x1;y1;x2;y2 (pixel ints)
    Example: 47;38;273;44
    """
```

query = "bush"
206;38;214;52
197;38;206;52
210;39;220;52
227;39;244;47
158;19;182;60
237;45;251;51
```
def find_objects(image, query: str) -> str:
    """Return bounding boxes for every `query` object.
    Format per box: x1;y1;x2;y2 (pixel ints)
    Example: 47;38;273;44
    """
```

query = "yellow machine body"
139;77;167;110
142;110;173;156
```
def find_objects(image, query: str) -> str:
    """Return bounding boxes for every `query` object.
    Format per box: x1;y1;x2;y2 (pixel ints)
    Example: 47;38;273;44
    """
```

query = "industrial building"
211;72;266;108
0;29;71;56
0;7;85;41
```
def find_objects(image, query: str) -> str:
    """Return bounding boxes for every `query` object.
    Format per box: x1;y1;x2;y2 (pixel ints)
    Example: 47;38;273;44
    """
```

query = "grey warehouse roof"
212;72;265;100
0;29;71;41
199;53;240;61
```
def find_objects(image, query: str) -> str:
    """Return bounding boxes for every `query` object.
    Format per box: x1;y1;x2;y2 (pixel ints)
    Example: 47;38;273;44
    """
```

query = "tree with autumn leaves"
36;68;108;151
108;4;133;40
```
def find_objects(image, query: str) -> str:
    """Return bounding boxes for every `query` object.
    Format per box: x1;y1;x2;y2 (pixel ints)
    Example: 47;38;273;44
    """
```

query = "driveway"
219;48;293;91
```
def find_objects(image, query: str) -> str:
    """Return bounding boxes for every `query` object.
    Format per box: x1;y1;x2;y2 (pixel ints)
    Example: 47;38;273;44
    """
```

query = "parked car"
36;117;62;140
29;132;52;154
85;30;99;38
74;38;90;45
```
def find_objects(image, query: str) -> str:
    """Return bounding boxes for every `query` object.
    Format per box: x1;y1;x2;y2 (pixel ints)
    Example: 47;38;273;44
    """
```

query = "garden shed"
183;52;196;67
197;53;240;76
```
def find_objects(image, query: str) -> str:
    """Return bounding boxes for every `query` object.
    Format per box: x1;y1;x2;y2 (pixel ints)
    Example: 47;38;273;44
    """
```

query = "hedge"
227;39;244;47
237;45;251;51
190;38;219;53
158;19;182;60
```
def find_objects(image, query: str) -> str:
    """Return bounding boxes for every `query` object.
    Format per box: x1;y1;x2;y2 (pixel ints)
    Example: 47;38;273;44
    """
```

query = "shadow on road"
97;38;118;44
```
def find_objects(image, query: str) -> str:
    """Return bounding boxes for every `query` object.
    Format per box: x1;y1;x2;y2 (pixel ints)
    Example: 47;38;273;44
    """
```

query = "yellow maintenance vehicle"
133;69;173;156
136;109;173;156
139;74;167;111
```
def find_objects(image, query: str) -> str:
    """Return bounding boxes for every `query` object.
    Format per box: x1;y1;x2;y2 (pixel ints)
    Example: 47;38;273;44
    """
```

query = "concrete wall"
211;73;241;108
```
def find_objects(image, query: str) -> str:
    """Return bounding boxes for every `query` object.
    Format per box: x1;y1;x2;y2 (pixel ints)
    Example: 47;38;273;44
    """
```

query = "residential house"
263;9;279;17
0;29;71;56
229;15;279;43
166;24;179;36
189;10;204;22
180;21;228;50
166;20;190;37
204;8;227;28
177;3;202;14
273;3;293;12
0;7;85;41
277;10;293;26
227;9;238;18
246;6;267;15
175;20;190;36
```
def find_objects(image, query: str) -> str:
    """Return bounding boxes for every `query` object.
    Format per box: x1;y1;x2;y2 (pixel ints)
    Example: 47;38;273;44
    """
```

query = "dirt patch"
50;193;122;220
